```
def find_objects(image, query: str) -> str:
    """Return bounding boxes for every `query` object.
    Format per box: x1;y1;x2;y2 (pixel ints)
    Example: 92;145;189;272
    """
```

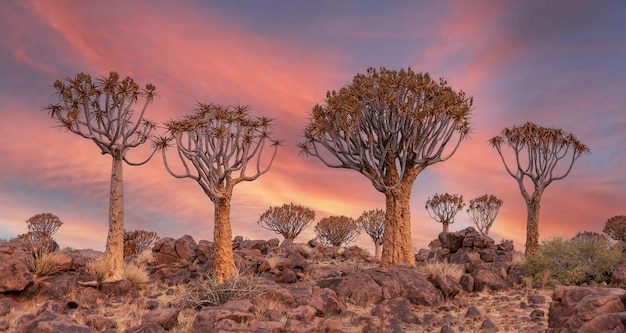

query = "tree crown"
45;71;157;159
299;67;473;191
257;203;315;241
26;213;63;240
425;193;465;224
157;103;282;200
314;215;360;247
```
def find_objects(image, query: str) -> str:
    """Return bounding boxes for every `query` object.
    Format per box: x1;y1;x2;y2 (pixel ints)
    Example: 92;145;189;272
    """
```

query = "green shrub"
524;236;625;287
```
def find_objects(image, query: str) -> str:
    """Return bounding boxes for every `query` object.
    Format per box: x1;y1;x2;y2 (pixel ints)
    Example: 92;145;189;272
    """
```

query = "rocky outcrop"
417;227;519;292
547;285;626;332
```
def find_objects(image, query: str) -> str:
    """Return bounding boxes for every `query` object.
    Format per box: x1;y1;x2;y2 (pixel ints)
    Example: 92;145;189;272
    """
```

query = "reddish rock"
174;235;197;262
369;267;443;306
473;269;507;291
308;287;345;316
15;310;92;333
371;297;421;325
0;259;33;293
123;322;166;333
285;305;317;322
191;299;255;332
99;279;132;296
435;274;460;301
84;315;117;331
142;307;180;330
547;286;626;332
327;272;383;305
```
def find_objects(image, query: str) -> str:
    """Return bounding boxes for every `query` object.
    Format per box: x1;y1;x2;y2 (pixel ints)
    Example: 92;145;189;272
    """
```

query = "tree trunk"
103;153;125;283
381;180;416;266
524;192;542;256
442;222;450;233
374;241;381;259
213;194;237;283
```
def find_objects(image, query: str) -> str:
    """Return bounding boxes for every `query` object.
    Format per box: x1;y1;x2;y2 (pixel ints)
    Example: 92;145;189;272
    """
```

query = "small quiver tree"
315;215;360;247
123;229;160;257
603;215;626;243
489;122;589;256
26;213;63;242
156;103;281;283
45;71;157;282
357;209;385;259
299;67;473;267
425;193;465;233
257;203;315;242
466;194;503;236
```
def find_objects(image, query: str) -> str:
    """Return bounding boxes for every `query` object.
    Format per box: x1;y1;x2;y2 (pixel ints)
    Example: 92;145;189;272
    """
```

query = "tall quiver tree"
425;193;465;233
357;209;385;259
157;103;280;283
45;72;157;282
489;122;589;256
466;194;503;236
300;67;473;266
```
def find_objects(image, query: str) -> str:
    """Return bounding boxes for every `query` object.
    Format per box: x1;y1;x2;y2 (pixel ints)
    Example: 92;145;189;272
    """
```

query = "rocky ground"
0;228;624;332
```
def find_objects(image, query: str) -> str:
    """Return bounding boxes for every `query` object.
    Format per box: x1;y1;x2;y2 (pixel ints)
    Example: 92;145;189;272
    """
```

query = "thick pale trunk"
525;197;541;256
213;195;237;283
381;181;416;266
103;153;125;283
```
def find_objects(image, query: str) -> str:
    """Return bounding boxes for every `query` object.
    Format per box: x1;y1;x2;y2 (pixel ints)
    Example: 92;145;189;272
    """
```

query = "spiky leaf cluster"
159;103;281;201
466;194;503;236
314;215;360;247
425;193;465;225
299;67;473;191
45;71;157;158
257;203;315;241
489;122;590;195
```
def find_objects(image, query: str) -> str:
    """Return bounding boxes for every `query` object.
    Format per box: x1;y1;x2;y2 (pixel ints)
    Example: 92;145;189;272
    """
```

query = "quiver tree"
603;215;626;242
489;122;589;255
357;209;385;258
299;67;473;266
123;229;160;257
314;215;360;247
425;193;465;233
466;194;503;236
257;203;315;242
156;103;280;283
26;213;63;241
45;71;157;282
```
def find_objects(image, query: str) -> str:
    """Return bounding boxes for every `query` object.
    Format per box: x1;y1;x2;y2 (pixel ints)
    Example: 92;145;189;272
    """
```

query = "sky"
1;0;625;253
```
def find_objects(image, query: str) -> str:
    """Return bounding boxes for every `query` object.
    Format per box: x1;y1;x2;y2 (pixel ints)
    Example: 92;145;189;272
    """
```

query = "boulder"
371;297;421;325
174;235;197;262
547;285;626;332
0;259;33;293
15;310;93;333
142;308;180;330
473;269;507;291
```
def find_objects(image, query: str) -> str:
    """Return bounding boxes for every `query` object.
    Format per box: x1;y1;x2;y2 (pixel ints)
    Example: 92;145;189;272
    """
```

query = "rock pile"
416;227;524;292
0;233;554;332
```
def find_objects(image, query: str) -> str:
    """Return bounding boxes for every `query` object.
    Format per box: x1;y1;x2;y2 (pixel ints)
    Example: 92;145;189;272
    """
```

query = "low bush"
524;236;625;287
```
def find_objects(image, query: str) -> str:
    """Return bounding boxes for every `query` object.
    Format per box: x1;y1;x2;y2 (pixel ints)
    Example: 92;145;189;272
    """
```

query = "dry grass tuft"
134;248;156;265
27;249;66;276
417;260;465;282
186;271;262;308
124;261;150;286
85;256;109;283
